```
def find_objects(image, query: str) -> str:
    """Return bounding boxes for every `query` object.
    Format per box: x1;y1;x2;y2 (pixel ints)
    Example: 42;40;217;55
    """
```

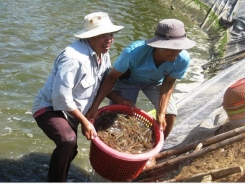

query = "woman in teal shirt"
87;18;196;140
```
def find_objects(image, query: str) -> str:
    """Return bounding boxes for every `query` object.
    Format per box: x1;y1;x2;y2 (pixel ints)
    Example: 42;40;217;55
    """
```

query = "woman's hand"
118;98;135;107
86;105;99;120
107;90;135;107
156;112;167;131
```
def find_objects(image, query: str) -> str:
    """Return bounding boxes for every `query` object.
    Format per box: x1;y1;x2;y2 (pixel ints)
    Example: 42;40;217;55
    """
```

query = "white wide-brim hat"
146;19;196;50
74;12;124;39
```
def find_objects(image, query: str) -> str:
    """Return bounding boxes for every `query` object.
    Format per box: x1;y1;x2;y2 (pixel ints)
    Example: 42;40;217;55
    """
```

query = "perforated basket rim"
90;105;164;161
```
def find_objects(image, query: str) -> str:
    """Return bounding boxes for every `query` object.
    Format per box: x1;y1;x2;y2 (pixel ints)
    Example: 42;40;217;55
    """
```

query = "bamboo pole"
167;165;243;182
155;125;245;161
133;133;245;182
201;175;212;183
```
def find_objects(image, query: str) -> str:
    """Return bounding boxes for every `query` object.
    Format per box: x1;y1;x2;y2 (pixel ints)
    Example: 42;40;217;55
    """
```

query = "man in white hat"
87;19;196;140
32;12;123;182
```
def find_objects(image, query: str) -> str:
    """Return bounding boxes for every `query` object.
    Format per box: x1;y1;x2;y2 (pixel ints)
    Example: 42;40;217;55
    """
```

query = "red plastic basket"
89;105;164;182
223;78;245;124
223;78;245;107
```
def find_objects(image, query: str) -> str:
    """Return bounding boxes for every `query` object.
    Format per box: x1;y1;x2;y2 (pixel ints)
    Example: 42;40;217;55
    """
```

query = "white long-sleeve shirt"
32;39;111;118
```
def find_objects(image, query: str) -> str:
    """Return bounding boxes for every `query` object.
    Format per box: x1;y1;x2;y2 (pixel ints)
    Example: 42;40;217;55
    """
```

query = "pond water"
0;0;210;182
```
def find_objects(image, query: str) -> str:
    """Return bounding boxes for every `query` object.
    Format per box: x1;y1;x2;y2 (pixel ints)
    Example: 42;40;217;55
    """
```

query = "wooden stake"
134;133;245;182
155;125;245;161
172;165;243;182
201;175;212;183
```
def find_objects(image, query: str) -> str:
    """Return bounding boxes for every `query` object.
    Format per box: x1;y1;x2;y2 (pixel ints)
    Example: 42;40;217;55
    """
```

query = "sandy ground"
92;119;245;182
91;106;245;182
170;122;245;182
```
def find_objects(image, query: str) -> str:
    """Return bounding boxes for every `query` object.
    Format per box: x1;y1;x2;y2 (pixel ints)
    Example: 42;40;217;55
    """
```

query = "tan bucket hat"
146;19;196;50
74;12;124;39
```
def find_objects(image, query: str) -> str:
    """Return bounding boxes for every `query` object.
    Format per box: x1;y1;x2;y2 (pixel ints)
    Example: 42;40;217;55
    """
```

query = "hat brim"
146;35;196;50
74;25;124;39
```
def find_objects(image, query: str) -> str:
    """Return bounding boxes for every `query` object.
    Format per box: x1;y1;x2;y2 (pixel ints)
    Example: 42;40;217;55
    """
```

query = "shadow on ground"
0;152;90;182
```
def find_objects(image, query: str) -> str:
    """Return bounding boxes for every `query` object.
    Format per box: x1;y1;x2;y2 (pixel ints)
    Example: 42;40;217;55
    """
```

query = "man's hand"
81;121;97;140
68;108;97;140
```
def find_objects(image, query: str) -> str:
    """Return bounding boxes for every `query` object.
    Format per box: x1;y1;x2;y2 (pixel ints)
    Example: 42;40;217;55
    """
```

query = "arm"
86;68;123;119
68;109;97;140
87;44;136;118
157;75;176;130
107;90;135;107
52;56;97;140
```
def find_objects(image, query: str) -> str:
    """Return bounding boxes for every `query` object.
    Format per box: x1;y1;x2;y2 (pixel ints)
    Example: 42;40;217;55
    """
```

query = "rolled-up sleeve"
52;56;81;111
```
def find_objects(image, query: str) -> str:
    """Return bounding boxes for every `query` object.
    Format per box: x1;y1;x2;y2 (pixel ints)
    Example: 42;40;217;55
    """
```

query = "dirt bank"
167;0;245;78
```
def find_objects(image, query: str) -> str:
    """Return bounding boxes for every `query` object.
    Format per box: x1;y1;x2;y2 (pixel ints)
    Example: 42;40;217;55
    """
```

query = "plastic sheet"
163;58;245;150
202;0;245;58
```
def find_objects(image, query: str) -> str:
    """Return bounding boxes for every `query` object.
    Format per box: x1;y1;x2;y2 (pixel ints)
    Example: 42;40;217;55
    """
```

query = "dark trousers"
35;111;78;182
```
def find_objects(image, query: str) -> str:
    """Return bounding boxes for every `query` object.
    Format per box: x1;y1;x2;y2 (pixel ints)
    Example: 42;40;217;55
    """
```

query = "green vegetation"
169;0;229;59
219;32;228;57
185;0;210;10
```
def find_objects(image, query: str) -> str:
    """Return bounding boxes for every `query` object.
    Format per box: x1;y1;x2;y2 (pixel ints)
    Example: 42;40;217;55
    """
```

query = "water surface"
0;0;210;181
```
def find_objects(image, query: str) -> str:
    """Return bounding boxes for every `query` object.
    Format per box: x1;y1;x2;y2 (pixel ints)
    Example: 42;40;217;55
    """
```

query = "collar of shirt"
81;39;102;65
